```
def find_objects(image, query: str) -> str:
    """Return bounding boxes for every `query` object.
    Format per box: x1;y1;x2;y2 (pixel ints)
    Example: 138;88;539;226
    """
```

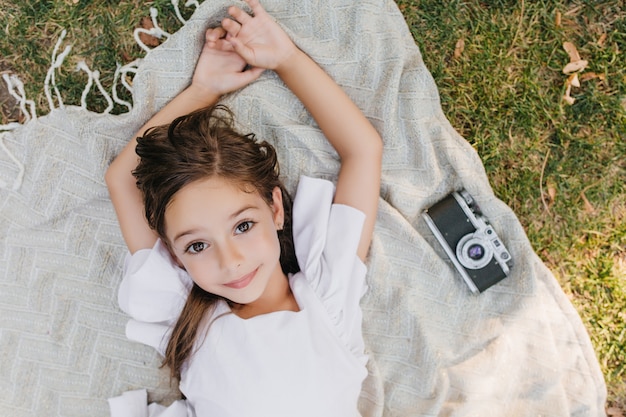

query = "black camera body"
422;190;513;293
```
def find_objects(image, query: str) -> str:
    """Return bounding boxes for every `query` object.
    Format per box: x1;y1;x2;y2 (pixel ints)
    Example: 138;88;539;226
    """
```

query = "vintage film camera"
422;190;513;293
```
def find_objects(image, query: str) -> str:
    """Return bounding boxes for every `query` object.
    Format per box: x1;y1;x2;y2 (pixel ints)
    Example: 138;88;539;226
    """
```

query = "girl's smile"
224;267;258;289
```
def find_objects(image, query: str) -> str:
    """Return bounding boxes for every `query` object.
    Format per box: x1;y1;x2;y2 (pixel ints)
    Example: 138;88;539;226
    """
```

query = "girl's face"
164;176;286;306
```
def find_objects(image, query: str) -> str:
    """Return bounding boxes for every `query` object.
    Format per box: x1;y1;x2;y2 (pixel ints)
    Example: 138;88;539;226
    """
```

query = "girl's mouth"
224;268;258;289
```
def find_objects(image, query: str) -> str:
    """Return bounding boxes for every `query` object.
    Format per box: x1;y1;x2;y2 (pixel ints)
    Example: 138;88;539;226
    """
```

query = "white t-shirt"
114;176;369;417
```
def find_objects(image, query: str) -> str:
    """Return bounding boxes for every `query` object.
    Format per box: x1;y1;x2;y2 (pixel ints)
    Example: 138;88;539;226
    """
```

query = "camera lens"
456;234;493;270
467;244;485;260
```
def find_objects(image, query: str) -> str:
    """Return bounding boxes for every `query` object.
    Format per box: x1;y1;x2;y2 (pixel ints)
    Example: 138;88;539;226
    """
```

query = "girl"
106;0;382;415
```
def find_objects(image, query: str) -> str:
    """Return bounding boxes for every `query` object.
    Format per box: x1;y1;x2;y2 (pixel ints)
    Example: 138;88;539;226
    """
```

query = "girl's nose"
218;240;244;271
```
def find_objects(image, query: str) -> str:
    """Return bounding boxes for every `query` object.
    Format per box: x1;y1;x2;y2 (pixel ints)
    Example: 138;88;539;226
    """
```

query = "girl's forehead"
172;177;260;206
165;177;268;222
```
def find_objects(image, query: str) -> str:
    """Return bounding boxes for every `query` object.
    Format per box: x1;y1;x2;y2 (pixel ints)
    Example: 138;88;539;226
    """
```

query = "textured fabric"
116;176;368;416
0;0;606;416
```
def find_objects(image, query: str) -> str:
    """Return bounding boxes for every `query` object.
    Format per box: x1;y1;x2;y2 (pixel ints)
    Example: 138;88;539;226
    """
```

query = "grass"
399;0;626;408
1;0;625;411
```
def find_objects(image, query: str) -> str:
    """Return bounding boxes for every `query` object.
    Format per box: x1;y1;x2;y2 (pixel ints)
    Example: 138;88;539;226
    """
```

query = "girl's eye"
235;221;254;235
186;242;208;254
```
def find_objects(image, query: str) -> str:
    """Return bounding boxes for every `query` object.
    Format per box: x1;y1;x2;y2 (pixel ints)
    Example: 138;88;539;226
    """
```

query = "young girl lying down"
106;0;382;415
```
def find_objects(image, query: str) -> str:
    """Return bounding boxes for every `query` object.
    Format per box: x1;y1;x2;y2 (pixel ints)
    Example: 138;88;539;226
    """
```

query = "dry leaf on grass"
563;83;575;105
138;16;160;47
563;41;582;62
568;73;580;87
561;41;589;104
563;59;588;74
454;38;465;59
547;185;557;207
597;33;607;47
580;191;596;215
555;10;562;27
580;72;605;82
607;407;625;417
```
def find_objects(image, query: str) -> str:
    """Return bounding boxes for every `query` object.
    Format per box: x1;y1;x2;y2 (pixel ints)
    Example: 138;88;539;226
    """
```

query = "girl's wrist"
185;84;221;108
274;48;307;78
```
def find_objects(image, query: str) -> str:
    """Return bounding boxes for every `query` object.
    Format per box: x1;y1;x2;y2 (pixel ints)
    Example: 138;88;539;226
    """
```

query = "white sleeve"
117;239;193;356
108;389;191;417
291;176;368;349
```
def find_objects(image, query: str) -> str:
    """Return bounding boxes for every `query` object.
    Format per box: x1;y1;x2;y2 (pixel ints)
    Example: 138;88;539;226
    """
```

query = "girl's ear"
271;186;285;230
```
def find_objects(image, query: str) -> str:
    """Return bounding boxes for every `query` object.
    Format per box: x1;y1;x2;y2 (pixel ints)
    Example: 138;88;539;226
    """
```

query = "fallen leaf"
607;407;625;417
597;33;607;47
579;72;599;82
580;191;596;214
555;10;562;27
563;41;581;62
568;73;580;87
454;38;465;59
139;16;160;47
548;185;557;205
563;83;575;104
563;59;588;74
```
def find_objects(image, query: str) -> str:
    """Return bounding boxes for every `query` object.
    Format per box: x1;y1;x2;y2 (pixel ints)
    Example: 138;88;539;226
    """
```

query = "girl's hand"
189;26;265;102
222;0;299;72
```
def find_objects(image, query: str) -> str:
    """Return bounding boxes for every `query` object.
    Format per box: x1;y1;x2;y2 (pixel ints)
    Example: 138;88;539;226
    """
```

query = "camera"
422;190;513;293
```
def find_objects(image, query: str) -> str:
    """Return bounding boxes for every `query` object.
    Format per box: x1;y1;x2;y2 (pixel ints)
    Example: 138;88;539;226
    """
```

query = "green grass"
399;0;626;407
1;0;625;410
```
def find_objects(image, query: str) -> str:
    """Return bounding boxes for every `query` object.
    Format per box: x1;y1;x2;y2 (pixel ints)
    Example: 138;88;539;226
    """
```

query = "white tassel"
171;0;200;24
2;74;36;123
171;0;187;24
112;62;139;111
76;61;114;114
44;30;72;111
0;74;32;191
134;7;171;53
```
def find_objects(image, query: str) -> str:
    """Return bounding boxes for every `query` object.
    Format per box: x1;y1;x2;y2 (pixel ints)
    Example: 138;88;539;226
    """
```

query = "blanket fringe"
0;74;31;191
173;0;201;24
44;29;72;112
0;0;200;192
134;7;172;53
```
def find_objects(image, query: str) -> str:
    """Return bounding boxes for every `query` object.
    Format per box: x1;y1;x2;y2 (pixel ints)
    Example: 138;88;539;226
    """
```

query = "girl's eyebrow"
229;205;258;220
172;205;260;243
173;228;202;244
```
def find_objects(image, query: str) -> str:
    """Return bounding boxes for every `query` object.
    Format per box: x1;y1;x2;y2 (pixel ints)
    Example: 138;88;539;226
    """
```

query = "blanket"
0;0;607;416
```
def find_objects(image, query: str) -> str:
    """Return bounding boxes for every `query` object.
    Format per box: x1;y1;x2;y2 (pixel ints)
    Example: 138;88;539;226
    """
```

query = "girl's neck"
231;269;298;319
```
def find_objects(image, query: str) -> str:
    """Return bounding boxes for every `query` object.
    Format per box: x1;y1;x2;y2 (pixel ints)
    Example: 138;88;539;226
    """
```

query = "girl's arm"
224;0;383;261
105;27;264;254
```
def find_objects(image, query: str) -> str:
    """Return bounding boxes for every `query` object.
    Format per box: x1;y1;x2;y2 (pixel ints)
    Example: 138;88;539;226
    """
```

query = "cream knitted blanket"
0;0;607;416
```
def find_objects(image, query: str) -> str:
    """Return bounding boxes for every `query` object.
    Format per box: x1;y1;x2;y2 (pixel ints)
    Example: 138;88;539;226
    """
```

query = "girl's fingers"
244;0;266;17
221;17;242;37
205;26;226;42
205;27;234;52
227;5;252;25
226;35;254;64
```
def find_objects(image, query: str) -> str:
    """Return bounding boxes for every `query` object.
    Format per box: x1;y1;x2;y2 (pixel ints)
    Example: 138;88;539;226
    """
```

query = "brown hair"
133;104;299;379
